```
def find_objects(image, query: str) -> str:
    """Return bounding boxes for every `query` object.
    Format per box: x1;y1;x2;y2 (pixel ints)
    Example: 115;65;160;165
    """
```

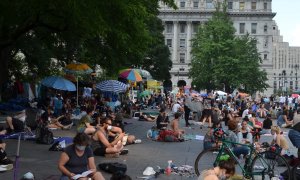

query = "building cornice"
159;10;276;18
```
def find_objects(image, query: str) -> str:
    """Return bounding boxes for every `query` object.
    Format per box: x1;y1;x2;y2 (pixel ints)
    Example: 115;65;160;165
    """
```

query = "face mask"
218;174;227;180
75;145;86;151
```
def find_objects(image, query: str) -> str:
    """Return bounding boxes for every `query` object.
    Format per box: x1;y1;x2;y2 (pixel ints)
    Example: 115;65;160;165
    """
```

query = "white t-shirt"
172;103;181;113
242;109;249;118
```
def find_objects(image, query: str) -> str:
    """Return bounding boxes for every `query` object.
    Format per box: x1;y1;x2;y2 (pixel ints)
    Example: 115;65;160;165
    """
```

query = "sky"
272;0;300;47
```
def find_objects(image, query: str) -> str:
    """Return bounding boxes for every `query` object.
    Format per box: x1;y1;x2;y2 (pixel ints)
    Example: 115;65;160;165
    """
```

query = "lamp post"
282;70;286;95
294;64;299;90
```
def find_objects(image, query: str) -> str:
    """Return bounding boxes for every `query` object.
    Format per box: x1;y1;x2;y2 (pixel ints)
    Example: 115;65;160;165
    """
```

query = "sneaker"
0;164;13;172
134;139;142;144
0;158;14;165
120;149;129;155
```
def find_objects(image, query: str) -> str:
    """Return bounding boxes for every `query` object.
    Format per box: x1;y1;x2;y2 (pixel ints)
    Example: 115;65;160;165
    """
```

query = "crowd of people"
1;88;300;179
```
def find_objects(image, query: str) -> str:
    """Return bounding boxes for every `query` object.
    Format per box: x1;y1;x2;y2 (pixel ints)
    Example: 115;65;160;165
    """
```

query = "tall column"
173;21;178;63
186;21;192;63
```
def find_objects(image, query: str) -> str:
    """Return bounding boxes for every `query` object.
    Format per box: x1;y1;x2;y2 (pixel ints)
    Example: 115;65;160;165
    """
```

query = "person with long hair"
198;157;235;180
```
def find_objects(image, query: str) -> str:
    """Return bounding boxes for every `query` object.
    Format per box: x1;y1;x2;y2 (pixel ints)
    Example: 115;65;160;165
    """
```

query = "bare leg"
92;171;105;180
6;116;14;130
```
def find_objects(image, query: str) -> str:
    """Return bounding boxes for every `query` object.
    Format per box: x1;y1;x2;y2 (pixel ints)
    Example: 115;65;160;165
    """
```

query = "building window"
251;2;256;10
193;23;199;33
206;0;214;9
180;1;185;8
166;23;173;33
180;39;186;48
264;2;267;10
264;25;268;33
239;2;245;10
180;23;186;33
264;54;268;60
193;1;199;8
239;23;245;34
273;26;276;30
180;53;185;63
228;1;233;10
264;37;268;48
166;39;172;47
251;23;257;34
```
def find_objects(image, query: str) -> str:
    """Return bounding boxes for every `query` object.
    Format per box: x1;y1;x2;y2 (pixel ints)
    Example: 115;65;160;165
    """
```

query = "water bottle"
165;160;172;176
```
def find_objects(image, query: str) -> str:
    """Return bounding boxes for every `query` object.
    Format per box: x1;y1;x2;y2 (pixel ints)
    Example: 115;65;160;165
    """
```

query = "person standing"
200;94;214;127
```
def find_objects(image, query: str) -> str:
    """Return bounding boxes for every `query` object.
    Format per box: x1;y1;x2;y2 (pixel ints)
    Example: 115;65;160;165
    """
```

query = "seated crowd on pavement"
1;88;300;179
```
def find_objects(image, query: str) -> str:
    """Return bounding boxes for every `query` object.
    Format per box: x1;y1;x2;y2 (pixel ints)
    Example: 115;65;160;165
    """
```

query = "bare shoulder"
204;174;218;180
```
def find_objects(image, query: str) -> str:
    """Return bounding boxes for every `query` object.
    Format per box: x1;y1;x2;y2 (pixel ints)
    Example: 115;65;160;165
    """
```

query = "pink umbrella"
292;94;299;98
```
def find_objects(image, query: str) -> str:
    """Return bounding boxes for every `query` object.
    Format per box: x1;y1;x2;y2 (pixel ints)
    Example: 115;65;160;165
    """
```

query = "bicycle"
194;131;291;179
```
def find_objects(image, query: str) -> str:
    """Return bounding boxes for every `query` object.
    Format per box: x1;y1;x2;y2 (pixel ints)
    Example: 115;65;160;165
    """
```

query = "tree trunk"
0;47;11;101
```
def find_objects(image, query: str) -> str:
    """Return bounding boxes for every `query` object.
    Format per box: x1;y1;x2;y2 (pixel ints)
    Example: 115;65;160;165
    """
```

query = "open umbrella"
133;69;152;79
96;80;127;93
41;76;76;91
119;69;142;82
65;63;93;106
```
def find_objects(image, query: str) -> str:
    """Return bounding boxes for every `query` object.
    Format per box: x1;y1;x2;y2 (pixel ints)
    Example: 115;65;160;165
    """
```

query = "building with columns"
158;0;291;95
271;22;300;95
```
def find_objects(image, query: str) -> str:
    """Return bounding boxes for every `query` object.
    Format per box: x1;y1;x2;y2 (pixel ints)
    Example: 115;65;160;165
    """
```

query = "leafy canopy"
190;2;268;94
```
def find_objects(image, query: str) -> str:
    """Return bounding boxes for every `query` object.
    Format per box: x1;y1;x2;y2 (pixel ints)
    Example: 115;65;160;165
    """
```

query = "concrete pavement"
0;111;298;180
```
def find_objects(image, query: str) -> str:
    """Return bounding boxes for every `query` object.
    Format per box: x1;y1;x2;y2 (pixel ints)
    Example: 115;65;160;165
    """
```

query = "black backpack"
35;125;54;145
98;162;127;175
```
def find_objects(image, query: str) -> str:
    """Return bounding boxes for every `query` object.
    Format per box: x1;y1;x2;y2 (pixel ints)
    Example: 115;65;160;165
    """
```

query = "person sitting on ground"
156;108;169;130
260;114;273;135
105;117;141;145
256;104;268;118
203;121;221;150
5;109;27;134
58;133;104;180
225;120;249;157
271;126;289;155
277;105;293;128
170;112;185;139
138;112;156;122
55;112;74;130
237;120;253;145
0;140;13;171
90;118;127;157
198;157;235;180
41;107;70;130
76;107;97;135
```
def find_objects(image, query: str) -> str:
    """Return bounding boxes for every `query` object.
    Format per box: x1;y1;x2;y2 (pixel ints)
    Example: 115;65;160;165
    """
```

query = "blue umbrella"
96;80;127;93
41;76;76;91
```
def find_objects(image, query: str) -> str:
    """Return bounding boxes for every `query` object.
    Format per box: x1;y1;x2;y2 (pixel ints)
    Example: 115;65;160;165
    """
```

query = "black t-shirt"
156;114;169;129
63;144;93;175
263;118;272;129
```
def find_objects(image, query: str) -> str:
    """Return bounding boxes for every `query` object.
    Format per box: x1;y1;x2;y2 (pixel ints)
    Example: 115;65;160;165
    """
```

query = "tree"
190;2;268;94
0;0;176;100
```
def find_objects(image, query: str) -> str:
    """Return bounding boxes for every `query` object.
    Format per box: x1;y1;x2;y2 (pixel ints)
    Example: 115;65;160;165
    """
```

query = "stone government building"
158;0;300;96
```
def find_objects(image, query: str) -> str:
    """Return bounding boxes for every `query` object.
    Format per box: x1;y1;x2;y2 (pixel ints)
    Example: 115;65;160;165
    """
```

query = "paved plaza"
0;111;298;180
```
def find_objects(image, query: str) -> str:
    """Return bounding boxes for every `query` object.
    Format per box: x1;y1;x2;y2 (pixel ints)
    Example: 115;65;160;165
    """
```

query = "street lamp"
282;70;286;95
293;64;299;90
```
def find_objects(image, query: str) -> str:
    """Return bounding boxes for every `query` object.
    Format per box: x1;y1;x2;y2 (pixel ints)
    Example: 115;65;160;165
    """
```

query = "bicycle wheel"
194;147;219;176
251;151;291;180
292;163;300;180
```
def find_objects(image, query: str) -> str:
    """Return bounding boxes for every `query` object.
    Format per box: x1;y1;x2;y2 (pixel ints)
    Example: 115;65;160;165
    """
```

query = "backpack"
98;162;127;175
35;125;54;145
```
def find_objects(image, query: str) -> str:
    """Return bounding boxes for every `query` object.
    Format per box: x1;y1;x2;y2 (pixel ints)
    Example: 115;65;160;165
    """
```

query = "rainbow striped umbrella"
119;69;142;82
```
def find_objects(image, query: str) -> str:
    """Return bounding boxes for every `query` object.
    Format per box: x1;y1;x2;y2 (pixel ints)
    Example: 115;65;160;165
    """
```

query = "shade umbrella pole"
77;76;79;107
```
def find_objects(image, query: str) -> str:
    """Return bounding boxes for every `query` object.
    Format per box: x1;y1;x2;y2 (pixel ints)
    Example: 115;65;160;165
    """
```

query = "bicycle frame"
213;139;268;177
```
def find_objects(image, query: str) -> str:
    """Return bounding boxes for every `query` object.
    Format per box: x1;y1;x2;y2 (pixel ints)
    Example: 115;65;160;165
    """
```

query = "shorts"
202;109;212;117
9;118;24;133
93;147;107;156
